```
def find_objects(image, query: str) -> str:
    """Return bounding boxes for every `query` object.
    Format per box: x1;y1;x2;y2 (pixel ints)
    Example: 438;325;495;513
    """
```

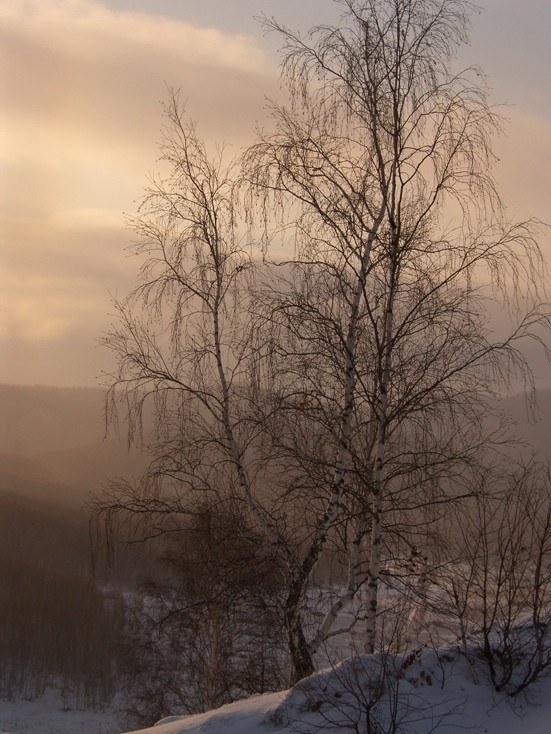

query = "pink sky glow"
0;0;550;387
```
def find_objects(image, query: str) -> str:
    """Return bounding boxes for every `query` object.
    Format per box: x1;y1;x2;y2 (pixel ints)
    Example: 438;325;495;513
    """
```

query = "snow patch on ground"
121;649;551;734
0;692;118;734
3;648;551;734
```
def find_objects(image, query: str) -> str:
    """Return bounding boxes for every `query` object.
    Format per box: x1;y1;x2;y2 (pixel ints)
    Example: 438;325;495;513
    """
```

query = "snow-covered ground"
0;692;118;734
119;650;551;734
3;648;551;733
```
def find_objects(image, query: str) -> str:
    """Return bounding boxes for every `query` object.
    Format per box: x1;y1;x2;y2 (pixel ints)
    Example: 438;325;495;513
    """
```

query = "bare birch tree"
100;0;549;688
245;0;548;667
101;91;275;543
98;92;320;686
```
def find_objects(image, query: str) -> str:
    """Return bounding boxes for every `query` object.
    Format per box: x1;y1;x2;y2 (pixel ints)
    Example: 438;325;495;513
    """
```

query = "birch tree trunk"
284;205;385;683
365;246;397;653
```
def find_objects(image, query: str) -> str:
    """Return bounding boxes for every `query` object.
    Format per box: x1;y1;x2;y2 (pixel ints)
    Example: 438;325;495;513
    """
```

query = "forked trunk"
285;575;315;685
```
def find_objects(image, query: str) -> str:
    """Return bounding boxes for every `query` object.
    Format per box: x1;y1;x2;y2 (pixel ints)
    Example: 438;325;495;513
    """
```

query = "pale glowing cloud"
1;285;83;342
0;0;273;192
0;0;269;73
0;0;275;380
494;109;551;222
0;0;549;387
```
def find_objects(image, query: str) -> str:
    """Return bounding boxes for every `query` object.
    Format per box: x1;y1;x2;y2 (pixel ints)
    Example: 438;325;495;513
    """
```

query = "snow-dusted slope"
0;691;118;734
123;650;551;734
1;648;550;733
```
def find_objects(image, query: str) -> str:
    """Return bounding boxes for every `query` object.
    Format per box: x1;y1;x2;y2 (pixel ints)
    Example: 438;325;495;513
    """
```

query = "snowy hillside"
2;649;551;734
0;692;118;734
121;650;551;734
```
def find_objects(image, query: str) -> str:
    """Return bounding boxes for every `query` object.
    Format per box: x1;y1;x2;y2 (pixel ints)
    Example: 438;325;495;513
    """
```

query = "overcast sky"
1;0;550;387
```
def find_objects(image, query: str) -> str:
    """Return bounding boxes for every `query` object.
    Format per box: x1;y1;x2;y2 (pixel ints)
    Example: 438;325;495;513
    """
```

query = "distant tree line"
118;501;288;727
0;490;132;708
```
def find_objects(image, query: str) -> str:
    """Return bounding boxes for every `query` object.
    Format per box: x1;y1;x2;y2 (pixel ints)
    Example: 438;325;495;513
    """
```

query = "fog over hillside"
1;382;549;471
0;382;550;732
0;384;148;504
0;386;143;722
0;384;107;456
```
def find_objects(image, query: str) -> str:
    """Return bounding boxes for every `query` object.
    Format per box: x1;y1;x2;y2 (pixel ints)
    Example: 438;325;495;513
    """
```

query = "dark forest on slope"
0;385;148;706
0;383;550;718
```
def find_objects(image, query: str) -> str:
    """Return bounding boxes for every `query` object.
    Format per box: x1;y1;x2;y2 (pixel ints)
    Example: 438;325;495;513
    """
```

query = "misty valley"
3;0;551;732
1;384;551;733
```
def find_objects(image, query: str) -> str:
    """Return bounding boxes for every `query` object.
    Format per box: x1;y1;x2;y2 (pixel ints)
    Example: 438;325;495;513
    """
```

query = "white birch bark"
308;516;368;656
364;233;398;655
311;201;386;549
297;203;386;660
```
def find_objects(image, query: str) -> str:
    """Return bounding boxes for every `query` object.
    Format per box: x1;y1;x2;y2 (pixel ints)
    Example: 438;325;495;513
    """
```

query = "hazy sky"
1;0;550;387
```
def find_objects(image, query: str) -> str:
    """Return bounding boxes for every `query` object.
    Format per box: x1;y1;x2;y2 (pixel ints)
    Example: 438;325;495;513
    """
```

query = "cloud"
494;109;551;222
0;0;274;180
0;0;270;73
0;0;276;375
0;0;549;387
